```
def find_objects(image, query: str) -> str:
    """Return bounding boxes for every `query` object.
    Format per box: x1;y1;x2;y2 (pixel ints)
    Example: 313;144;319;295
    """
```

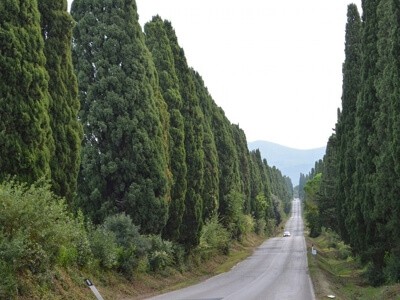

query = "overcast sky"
68;0;362;149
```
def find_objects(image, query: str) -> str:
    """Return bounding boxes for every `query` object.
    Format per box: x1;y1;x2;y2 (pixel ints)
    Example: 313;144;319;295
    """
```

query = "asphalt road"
148;198;315;300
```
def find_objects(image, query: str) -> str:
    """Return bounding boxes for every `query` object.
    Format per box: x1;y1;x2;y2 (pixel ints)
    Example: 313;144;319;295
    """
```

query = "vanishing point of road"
148;198;315;300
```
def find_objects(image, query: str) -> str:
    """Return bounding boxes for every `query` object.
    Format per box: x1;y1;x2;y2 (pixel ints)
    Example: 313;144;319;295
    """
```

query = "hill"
248;140;326;185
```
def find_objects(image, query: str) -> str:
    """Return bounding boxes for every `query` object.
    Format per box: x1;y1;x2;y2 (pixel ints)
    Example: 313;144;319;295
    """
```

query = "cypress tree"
262;158;275;220
162;21;205;249
353;0;381;265
0;0;53;184
71;0;169;233
144;16;187;241
249;150;268;221
386;1;400;269
373;0;400;282
318;134;339;232
336;4;362;244
231;124;252;214
38;0;83;203
211;106;243;235
191;70;220;221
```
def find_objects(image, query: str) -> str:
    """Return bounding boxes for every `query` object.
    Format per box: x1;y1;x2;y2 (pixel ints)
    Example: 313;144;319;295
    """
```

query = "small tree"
304;173;322;237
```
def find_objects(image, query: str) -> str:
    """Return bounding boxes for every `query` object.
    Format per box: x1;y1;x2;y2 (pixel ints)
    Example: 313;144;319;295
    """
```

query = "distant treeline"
0;1;293;297
301;1;400;286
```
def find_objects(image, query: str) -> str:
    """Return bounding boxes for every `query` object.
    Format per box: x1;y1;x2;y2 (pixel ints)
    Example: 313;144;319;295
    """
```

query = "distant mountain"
248;140;326;185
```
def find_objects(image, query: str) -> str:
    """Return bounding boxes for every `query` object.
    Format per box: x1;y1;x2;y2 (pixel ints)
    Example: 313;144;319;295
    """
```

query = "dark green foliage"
352;0;381;264
144;16;188;242
298;173;307;200
103;213;149;276
72;0;169;233
318;135;339;232
232;125;252;214
304;173;322;237
249;150;266;217
211;106;243;233
38;0;83;203
191;70;220;221
162;21;205;249
316;1;400;284
0;0;54;184
249;150;275;224
268;166;293;215
336;4;362;244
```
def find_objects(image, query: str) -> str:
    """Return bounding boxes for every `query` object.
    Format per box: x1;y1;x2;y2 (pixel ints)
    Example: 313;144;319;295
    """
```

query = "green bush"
255;218;266;235
0;259;17;299
102;213;150;276
57;245;78;267
90;227;119;269
199;216;230;257
384;251;400;283
0;180;90;296
336;241;351;260
147;235;174;272
172;243;186;272
364;261;385;286
241;214;255;235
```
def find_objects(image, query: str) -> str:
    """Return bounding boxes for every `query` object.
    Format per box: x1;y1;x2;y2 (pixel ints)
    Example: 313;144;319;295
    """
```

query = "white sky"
68;0;362;149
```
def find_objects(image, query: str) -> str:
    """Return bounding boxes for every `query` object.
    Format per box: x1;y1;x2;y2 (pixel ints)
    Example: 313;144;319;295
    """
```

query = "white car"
283;231;291;237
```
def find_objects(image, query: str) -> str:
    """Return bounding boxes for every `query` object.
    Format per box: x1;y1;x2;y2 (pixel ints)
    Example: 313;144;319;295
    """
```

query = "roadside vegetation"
306;228;400;300
1;1;295;298
300;1;400;288
0;180;286;299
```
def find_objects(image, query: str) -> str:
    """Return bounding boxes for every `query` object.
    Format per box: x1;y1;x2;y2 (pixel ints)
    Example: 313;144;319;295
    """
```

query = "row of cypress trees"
305;1;400;285
0;0;293;253
0;0;82;201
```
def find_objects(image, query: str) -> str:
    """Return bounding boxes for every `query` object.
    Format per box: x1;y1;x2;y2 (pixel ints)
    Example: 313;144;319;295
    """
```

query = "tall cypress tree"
353;0;381;265
144;16;187;241
318;134;339;232
336;4;362;244
211;106;243;235
373;0;400;281
38;0;83;203
388;1;400;262
191;70;220;221
0;0;53;184
162;21;205;249
231;124;252;215
72;0;169;233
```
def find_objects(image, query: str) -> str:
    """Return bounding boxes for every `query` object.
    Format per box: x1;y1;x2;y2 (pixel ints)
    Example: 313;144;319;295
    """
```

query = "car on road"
283;231;291;237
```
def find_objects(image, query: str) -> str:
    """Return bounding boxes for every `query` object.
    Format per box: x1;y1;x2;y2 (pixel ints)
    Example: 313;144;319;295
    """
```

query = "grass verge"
306;230;400;300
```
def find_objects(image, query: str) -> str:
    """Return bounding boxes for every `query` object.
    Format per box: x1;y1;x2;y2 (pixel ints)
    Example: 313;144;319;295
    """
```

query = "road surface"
148;198;315;300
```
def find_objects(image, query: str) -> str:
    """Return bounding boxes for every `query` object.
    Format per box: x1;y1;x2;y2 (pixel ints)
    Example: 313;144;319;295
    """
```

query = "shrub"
172;243;186;272
241;214;255;235
102;213;150;276
89;227;119;269
364;261;385;286
0;180;90;296
255;218;266;235
384;251;400;283
0;259;17;299
198;216;230;257
147;235;174;272
265;218;276;236
336;241;351;260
